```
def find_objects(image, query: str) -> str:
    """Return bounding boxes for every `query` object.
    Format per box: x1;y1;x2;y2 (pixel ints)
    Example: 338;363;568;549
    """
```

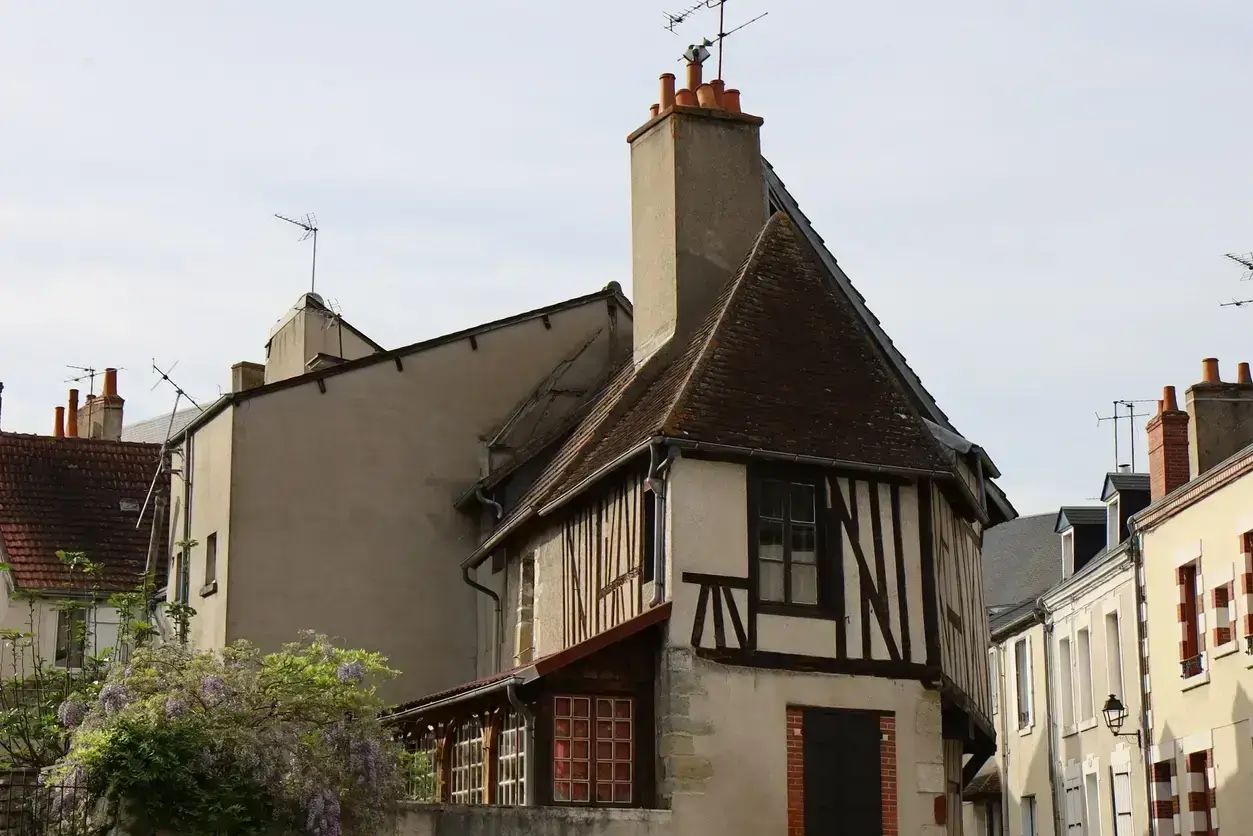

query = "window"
55;608;88;668
1062;531;1075;576
1085;773;1101;836
1212;582;1235;647
1179;563;1202;677
1110;768;1133;836
1014;637;1032;730
1077;628;1094;722
1058;636;1075;728
552;695;633;805
204;532;218;587
753;476;820;607
1104;611;1124;699
497;710;528;806
1021;795;1037;836
1106;498;1120;549
1065;782;1085;834
404;728;438;802
989;649;998;715
641;490;656;585
449;716;486;804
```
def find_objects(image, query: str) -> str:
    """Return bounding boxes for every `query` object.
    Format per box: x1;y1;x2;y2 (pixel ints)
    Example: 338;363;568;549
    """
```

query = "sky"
2;1;1252;516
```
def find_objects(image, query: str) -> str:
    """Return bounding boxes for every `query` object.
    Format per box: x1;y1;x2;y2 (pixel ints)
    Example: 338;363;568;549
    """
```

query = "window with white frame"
1077;627;1094;722
1104;611;1124;700
1110;768;1133;836
449;716;486;804
1062;530;1075;575
1014;637;1032;730
1106;497;1120;549
1085;773;1101;836
1021;795;1037;836
1065;781;1085;834
989;649;998;715
1058;636;1075;728
497;710;528;806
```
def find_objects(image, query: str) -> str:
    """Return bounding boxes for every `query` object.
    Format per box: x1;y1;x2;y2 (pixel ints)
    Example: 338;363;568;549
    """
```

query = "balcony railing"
1180;655;1203;679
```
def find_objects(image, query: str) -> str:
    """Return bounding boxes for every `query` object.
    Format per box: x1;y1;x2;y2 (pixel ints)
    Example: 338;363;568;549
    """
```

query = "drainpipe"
644;441;671;607
462;566;502;673
1127;518;1155;834
475;486;503;521
996;643;1011;835
506;681;536;806
1036;596;1062;836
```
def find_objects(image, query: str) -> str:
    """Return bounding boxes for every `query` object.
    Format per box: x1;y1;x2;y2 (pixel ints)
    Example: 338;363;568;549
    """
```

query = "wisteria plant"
44;633;403;836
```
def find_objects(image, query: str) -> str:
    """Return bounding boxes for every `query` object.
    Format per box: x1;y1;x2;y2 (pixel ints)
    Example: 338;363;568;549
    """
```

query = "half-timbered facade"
389;56;1014;836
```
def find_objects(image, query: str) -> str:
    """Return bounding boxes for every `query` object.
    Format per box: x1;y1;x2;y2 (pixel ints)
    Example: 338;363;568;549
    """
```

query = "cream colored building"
1135;359;1253;836
386;58;1016;836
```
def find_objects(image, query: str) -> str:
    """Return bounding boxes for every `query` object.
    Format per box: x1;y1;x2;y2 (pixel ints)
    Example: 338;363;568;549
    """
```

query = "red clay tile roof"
0;432;168;592
472;212;951;561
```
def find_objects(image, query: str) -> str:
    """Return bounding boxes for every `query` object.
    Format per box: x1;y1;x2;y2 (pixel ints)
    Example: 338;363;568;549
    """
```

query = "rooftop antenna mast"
275;213;319;295
1221;252;1253;308
664;0;768;80
149;360;203;412
64;365;120;398
138;361;204;532
1095;399;1156;472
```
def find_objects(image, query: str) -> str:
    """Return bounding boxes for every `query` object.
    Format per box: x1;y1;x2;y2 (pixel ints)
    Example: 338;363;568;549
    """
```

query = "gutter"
1036;595;1063;836
385;671;536;724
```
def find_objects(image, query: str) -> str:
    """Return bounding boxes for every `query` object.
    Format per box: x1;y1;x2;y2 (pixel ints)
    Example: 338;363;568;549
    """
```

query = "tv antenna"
663;0;768;79
275;212;319;295
1221;252;1253;308
150;360;204;412
64;365;125;397
1095;399;1156;472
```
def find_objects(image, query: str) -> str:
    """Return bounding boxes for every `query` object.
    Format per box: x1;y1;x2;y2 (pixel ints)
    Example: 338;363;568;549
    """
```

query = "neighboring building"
0;376;168;670
162;284;633;702
388;59;1015;836
1136;359;1253;836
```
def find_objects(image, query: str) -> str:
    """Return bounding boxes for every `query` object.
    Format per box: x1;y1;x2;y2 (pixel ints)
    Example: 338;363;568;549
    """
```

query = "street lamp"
1101;695;1141;748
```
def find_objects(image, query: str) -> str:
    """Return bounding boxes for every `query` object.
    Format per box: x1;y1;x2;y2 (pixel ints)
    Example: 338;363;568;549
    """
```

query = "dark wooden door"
803;709;882;836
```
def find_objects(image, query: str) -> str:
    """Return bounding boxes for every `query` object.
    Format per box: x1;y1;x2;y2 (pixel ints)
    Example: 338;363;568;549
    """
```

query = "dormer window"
1106;496;1120;549
1061;530;1074;577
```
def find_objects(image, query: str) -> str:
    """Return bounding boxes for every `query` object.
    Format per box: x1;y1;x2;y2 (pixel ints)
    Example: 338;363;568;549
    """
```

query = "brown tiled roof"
471;212;950;561
0;433;168;592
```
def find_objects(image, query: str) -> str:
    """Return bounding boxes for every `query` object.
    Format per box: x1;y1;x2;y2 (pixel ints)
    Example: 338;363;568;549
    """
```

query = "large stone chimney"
78;368;125;441
1185;358;1253;478
627;55;766;366
1146;385;1189;501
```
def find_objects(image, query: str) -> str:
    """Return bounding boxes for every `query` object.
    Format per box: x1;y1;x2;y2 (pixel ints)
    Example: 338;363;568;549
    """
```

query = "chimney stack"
1147;385;1190;501
54;407;65;438
231;361;266;394
66;389;79;438
628;59;765;366
80;367;125;440
1186;358;1253;478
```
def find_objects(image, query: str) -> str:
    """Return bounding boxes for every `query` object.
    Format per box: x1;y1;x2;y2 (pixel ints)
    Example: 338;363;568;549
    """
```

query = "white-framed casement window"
1104;610;1124;700
1014;636;1033;731
1109;767;1133;836
1062;530;1075;576
496;709;528;806
1105;497;1120;550
1021;795;1038;836
1077;627;1094;723
54;608;88;669
1058;635;1075;729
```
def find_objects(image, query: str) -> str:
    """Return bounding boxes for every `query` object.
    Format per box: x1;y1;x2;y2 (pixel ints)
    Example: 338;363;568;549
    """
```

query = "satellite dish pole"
275;213;320;295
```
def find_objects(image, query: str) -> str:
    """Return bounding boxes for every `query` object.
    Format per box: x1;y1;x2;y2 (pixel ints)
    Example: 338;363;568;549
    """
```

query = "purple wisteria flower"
199;675;231;706
164;696;189;719
56;698;87;728
348;738;383;790
305;787;342;836
336;660;365;685
97;683;130;715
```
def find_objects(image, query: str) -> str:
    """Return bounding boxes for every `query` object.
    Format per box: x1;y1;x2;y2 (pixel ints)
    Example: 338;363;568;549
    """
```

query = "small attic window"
119;499;140;513
1106;496;1120;549
1061;530;1074;577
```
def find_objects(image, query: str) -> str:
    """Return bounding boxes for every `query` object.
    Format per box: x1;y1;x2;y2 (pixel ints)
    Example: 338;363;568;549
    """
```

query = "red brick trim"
785;709;897;836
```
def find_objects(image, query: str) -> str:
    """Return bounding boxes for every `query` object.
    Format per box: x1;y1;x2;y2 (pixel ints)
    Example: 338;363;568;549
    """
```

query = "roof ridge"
659;213;780;436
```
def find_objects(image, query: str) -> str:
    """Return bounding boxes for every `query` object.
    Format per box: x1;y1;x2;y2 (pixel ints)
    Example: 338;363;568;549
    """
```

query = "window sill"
1077;717;1099;733
1213;640;1239;660
199;581;218;598
1061;724;1078;739
756;602;836;621
1181;669;1210;692
1018;724;1034;737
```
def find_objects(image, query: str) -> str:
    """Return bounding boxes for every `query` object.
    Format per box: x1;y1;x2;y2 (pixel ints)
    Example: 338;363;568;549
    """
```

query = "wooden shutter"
802;709;882;836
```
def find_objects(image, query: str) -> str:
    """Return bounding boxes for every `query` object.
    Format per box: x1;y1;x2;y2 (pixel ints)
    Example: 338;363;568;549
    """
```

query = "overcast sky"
3;1;1252;515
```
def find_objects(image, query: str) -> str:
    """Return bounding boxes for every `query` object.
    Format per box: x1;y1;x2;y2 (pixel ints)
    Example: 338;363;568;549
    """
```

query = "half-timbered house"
389;56;1016;836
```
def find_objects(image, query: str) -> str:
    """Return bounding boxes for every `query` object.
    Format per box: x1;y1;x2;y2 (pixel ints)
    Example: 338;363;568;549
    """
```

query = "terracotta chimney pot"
1163;385;1179;412
675;88;697;106
710;79;726;108
1202;358;1220;384
1239;362;1251;384
723;89;742;113
103;367;119;397
685;60;702;93
66;389;79;437
659;73;677;111
54;407;65;438
650;103;660;118
695;84;719;109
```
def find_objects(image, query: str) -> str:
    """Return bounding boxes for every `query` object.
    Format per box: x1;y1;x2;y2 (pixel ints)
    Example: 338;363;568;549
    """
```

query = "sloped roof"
981;512;1060;610
121;406;201;445
1101;471;1150;501
963;757;1000;799
468;213;954;564
1055;506;1106;532
0;433;168;592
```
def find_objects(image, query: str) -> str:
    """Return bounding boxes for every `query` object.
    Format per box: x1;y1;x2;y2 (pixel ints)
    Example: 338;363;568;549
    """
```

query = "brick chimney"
79;368;125;441
627;56;766;366
1147;385;1190;501
1185;358;1253;478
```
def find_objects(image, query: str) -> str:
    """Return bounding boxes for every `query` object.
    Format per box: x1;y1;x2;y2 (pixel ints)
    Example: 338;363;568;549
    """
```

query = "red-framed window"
552;695;634;805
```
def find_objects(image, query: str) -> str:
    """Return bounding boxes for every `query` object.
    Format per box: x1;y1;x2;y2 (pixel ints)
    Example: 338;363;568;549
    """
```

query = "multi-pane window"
449;717;486;804
55;608;87;669
552;695;633;805
1077;628;1094;722
1015;637;1032;730
404;728;438;802
755;477;820;606
497;711;527;806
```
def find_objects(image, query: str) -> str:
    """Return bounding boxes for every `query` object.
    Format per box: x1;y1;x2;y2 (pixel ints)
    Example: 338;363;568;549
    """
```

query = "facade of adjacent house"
1135;359;1253;836
161;283;633;702
386;60;1016;836
0;373;168;671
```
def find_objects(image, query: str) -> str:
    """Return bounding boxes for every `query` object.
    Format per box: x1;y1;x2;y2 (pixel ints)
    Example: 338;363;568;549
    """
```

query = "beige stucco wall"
211;299;622;703
1044;554;1149;836
265;303;378;385
994;622;1054;836
391;803;672;836
1141;472;1253;830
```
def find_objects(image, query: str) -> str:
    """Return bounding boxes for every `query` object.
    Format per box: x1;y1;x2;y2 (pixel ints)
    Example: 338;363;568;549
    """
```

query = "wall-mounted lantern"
1101;694;1141;748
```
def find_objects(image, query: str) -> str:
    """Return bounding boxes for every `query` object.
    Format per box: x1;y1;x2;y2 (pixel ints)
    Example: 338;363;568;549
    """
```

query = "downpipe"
462;565;502;673
645;441;671;607
1037;596;1063;836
